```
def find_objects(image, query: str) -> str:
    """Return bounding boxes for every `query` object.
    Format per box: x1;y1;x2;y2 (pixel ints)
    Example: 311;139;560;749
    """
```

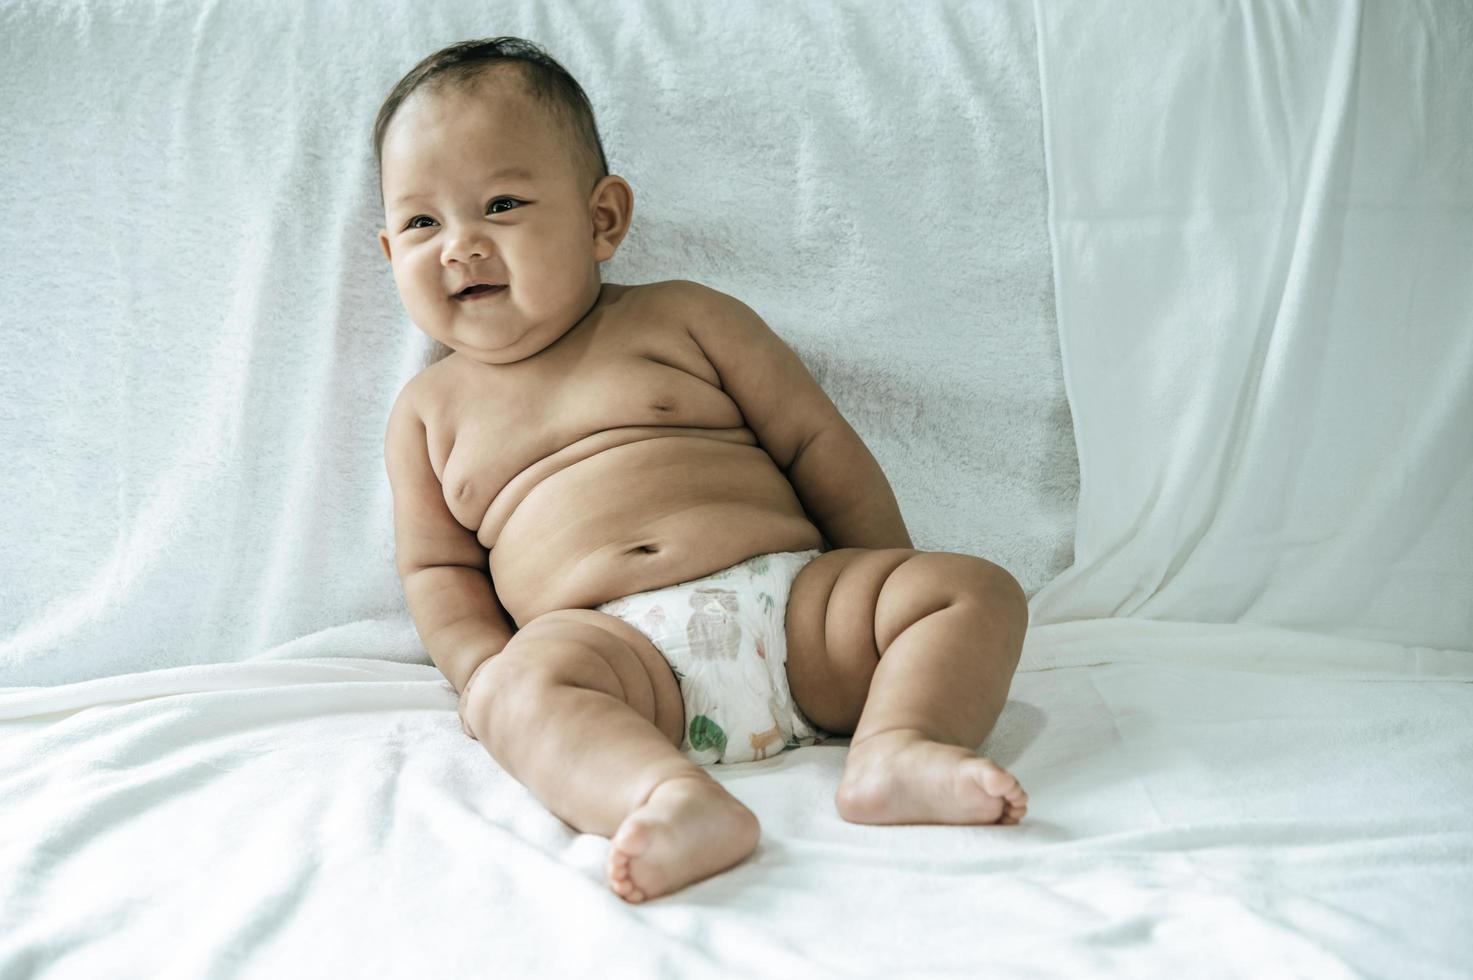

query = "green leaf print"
748;555;771;576
758;591;774;616
688;714;728;755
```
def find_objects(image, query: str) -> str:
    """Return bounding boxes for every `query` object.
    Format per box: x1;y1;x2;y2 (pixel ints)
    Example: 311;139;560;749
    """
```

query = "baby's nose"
446;244;487;263
444;230;492;263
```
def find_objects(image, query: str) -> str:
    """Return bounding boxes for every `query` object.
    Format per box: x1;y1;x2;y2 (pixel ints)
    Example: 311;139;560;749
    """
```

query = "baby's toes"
606;849;638;899
1001;784;1029;824
976;760;1021;800
975;760;1029;824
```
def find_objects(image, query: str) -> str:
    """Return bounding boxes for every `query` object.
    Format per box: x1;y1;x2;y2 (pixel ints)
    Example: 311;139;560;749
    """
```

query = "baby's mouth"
455;284;507;301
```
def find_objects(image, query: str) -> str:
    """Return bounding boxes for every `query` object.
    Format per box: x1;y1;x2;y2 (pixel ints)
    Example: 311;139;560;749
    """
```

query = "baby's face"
377;81;630;364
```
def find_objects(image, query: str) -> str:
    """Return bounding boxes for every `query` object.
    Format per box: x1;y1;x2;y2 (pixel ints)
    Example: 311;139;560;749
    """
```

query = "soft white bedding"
1028;0;1473;650
3;0;1471;976
4;621;1470;977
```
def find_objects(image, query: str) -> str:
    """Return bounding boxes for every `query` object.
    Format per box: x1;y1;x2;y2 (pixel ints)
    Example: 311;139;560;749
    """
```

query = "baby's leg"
458;609;758;903
787;549;1030;825
838;553;1031;825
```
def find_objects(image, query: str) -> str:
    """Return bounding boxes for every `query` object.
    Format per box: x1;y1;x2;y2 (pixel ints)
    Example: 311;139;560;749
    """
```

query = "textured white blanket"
0;0;1070;687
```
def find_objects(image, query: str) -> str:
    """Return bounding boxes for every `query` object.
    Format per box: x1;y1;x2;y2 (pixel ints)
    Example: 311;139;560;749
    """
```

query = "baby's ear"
590;175;633;260
377;229;393;261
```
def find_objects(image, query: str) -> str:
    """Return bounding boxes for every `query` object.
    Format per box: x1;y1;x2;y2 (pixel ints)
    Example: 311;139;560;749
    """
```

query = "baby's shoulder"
624;278;745;326
390;355;456;426
636;277;731;303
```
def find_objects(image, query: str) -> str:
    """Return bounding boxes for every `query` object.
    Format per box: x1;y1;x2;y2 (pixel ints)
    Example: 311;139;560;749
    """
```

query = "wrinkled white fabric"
1029;0;1473;651
3;621;1470;978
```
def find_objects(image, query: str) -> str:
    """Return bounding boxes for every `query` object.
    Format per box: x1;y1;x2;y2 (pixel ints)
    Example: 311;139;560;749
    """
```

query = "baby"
376;37;1031;904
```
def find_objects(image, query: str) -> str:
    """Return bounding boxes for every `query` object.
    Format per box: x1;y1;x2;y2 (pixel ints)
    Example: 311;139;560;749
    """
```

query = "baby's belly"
490;435;824;625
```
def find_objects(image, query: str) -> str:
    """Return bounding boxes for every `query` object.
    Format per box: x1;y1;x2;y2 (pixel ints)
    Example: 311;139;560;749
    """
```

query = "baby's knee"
894;553;1027;626
458;613;638;739
458;645;528;742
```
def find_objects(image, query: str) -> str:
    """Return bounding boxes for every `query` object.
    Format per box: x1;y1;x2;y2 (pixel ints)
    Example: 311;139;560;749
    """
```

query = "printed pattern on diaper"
686;589;741;661
688;714;727;755
595;549;828;764
639;604;670;642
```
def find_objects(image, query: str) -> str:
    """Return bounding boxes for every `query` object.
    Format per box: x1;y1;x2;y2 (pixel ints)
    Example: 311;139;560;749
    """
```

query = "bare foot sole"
835;728;1028;825
605;774;760;903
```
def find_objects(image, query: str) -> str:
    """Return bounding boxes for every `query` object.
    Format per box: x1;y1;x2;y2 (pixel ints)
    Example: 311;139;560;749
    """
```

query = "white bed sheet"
4;619;1469;979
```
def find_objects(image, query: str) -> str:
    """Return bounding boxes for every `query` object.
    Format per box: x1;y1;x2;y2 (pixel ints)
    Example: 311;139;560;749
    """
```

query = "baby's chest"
432;347;748;526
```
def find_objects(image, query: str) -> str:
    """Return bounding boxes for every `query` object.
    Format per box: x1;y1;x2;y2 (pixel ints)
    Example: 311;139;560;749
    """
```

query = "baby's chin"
433;330;560;366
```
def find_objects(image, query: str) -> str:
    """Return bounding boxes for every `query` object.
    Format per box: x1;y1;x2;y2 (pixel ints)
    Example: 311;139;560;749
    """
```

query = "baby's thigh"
784;548;921;732
472;609;685;747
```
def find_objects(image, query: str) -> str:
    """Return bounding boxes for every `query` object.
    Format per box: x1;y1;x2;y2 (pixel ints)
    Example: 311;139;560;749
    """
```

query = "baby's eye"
487;197;522;215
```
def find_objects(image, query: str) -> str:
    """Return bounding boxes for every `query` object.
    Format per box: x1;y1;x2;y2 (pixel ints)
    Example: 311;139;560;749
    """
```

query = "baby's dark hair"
372;37;610;205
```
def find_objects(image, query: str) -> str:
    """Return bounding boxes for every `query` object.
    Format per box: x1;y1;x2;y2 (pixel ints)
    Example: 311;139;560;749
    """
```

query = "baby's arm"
384;386;517;698
676;281;912;551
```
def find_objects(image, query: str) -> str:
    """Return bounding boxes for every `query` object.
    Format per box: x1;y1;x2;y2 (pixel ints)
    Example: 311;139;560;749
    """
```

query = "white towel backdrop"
1028;0;1473;651
0;0;1073;686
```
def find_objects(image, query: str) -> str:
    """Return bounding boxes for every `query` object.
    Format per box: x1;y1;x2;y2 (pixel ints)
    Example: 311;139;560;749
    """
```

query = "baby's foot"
605;774;760;903
836;728;1028;825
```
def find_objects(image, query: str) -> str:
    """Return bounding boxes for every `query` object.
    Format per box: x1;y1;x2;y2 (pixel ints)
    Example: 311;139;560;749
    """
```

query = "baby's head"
374;37;633;365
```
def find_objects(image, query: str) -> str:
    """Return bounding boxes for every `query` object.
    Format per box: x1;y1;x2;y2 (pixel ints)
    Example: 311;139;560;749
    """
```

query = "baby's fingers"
458;702;478;740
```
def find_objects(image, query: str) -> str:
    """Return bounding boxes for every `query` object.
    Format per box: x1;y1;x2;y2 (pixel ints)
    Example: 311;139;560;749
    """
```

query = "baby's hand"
457;656;496;741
